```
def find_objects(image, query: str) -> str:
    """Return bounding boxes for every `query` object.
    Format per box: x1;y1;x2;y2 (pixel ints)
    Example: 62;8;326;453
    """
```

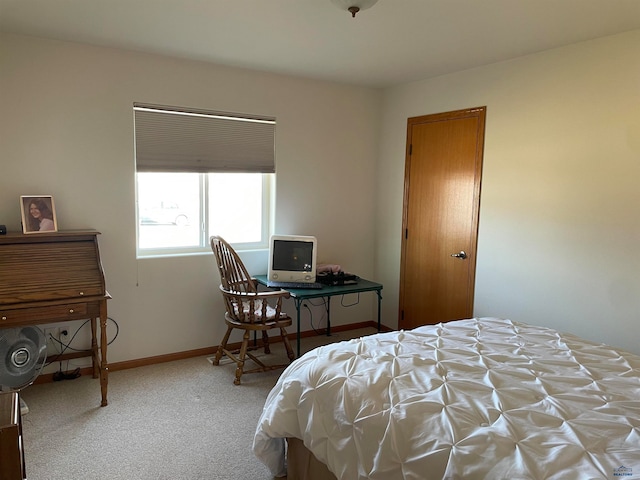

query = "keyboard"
266;281;323;289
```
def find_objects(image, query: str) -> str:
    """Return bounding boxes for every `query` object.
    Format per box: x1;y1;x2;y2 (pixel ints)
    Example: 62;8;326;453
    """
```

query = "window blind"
134;104;276;173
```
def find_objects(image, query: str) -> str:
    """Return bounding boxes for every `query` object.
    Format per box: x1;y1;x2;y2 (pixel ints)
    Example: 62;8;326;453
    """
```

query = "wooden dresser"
0;231;110;406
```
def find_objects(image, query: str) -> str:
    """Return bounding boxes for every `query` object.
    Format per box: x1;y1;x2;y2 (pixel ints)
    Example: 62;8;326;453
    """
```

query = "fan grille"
0;326;47;390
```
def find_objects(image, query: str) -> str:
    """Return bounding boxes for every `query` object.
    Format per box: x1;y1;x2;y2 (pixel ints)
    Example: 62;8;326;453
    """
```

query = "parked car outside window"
139;202;189;226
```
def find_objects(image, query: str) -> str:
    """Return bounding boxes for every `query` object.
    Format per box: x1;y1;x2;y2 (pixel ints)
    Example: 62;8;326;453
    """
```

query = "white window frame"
135;172;273;258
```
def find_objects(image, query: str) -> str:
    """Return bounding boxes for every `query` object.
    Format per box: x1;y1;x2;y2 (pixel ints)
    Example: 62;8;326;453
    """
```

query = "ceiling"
1;0;639;88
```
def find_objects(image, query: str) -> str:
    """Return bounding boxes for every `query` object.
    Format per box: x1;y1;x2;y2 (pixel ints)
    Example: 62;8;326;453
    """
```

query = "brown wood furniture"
0;392;26;480
210;236;295;385
0;231;110;406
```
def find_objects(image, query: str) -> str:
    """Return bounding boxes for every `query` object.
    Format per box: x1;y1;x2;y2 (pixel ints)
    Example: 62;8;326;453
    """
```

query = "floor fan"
0;326;47;415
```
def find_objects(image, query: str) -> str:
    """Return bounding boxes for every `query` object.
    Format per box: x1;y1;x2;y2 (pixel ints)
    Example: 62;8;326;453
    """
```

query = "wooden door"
399;107;486;329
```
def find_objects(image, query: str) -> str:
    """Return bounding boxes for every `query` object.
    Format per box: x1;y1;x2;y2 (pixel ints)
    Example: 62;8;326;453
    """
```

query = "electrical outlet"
59;325;70;339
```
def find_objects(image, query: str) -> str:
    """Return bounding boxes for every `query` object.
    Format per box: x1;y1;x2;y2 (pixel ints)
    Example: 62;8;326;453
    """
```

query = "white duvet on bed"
253;318;640;480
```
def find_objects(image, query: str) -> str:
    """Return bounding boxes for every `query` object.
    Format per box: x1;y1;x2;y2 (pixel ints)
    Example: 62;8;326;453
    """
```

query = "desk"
255;275;383;356
0;231;110;407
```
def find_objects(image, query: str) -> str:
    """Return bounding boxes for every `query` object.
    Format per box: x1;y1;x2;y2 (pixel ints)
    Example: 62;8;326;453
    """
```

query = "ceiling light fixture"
331;0;379;18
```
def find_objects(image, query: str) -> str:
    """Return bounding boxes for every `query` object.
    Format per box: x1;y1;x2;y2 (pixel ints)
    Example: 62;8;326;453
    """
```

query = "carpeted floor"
20;328;376;480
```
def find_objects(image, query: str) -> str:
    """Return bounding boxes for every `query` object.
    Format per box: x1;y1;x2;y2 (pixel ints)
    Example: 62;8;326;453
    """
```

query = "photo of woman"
20;196;58;233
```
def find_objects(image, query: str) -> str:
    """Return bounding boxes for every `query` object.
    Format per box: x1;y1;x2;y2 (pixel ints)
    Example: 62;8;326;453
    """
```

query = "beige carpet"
20;328;377;480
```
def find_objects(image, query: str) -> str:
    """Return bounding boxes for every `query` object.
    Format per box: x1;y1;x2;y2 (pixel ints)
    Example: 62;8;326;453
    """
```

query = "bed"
253;317;640;480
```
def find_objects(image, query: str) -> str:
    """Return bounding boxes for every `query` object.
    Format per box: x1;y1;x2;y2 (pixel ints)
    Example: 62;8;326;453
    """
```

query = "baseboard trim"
34;321;391;384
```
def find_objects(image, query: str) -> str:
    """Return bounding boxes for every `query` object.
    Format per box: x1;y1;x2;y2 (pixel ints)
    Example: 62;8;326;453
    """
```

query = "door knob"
450;251;467;259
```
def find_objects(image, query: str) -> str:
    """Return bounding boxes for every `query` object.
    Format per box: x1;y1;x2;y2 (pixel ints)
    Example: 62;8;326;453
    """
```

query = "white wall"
3;29;639;365
0;33;381;365
376;30;640;354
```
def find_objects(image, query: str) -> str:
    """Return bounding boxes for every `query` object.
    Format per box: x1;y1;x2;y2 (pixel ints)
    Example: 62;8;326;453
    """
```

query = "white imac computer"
267;234;317;286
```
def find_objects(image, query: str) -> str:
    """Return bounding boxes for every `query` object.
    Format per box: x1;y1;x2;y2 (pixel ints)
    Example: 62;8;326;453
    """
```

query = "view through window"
137;172;271;255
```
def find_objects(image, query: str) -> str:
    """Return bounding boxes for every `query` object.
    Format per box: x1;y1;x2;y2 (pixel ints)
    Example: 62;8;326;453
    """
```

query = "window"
134;104;275;257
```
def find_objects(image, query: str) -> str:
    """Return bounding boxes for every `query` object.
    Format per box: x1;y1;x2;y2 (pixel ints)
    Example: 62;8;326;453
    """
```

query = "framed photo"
20;195;58;234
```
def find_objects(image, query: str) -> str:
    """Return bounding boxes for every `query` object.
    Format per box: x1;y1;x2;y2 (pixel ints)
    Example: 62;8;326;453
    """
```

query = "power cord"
44;317;120;374
44;326;66;377
340;293;360;308
304;294;361;334
303;302;325;335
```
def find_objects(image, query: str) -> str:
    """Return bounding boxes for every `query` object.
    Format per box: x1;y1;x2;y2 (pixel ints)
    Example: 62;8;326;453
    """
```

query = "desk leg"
99;300;109;407
326;297;331;336
376;290;382;331
90;317;99;379
295;298;303;357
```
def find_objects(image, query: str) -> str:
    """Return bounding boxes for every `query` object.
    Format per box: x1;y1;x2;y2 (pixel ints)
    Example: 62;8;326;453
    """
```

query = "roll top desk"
0;231;110;406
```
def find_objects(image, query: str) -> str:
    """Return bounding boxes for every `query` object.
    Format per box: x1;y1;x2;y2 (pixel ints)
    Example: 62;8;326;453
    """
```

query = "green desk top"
254;275;382;300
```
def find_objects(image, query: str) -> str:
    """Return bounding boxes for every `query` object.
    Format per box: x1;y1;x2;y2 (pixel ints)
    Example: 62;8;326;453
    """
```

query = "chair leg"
234;330;251;385
262;330;271;354
213;326;233;365
281;328;295;362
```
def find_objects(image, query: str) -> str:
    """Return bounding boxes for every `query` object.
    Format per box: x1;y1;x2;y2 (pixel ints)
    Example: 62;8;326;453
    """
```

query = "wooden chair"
210;236;295;385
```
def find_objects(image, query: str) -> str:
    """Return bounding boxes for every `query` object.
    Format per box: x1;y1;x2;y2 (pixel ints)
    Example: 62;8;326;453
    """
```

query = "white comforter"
253;318;640;479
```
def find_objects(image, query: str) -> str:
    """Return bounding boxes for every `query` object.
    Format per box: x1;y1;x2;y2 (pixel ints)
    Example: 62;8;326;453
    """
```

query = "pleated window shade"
134;104;276;173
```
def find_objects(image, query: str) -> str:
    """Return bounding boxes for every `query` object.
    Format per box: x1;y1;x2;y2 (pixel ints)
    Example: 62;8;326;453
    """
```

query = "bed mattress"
253;318;640;479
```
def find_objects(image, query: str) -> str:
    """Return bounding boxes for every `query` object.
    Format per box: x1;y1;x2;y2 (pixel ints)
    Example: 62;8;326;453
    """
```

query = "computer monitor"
267;234;317;284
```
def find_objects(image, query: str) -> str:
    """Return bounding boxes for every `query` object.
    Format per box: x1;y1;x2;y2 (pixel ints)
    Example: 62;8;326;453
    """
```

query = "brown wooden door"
399;107;486;329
